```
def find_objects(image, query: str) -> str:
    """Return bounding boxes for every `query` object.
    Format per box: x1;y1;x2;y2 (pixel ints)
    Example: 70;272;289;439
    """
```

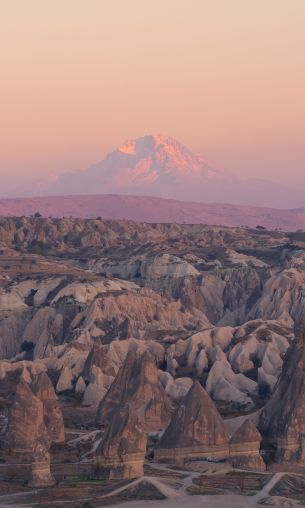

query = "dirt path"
0;489;38;508
0;466;296;508
101;476;180;500
254;471;285;502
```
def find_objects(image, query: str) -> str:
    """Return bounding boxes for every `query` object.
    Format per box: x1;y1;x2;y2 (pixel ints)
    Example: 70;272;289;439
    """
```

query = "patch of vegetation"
20;340;34;352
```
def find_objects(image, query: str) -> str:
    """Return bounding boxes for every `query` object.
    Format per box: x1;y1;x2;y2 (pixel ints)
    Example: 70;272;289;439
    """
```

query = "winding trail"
254;471;285;502
0;465;298;508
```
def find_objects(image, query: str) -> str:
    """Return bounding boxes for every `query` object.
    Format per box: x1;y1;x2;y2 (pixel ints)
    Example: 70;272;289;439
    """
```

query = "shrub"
20;340;34;352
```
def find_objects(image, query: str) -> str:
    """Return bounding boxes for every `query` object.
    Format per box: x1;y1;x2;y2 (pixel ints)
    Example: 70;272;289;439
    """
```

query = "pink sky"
1;0;305;193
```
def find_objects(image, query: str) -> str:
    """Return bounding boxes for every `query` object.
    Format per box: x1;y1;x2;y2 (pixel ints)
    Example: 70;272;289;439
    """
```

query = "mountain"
29;135;302;209
1;194;305;231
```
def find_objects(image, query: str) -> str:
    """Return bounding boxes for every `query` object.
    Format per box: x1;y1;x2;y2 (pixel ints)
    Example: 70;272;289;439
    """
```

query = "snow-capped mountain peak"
18;134;299;208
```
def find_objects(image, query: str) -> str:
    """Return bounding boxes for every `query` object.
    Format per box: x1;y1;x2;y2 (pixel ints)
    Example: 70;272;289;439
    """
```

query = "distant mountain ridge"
1;193;305;231
25;134;303;209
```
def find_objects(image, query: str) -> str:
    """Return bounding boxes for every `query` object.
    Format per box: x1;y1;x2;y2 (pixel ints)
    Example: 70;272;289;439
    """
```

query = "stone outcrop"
294;314;305;348
72;287;210;344
4;378;50;454
96;350;171;432
82;365;112;406
259;346;305;462
95;408;147;480
29;441;56;487
229;419;265;471
82;344;108;382
259;341;305;463
158;371;193;401
100;253;200;296
249;268;305;326
82;338;165;381
75;375;86;396
56;366;74;393
31;372;65;444
53;344;89;394
23;306;63;360
206;359;257;407
155;381;229;464
2;216;305;480
4;373;63;455
165;320;291;406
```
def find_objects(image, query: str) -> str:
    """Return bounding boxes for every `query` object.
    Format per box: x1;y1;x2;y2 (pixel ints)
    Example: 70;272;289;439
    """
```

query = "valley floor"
0;461;303;508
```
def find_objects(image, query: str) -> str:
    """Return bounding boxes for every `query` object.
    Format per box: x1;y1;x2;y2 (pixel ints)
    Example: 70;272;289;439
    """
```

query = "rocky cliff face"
259;314;305;464
155;381;229;464
249;268;305;326
0;218;298;414
229;419;265;471
31;372;65;444
4;373;64;459
96;350;171;432
259;344;305;463
72;287;210;345
29;441;56;487
95;408;147;480
1;217;305;478
4;379;49;454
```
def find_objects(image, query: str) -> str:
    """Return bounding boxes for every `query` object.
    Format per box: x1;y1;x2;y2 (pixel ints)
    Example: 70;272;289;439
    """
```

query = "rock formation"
82;344;108;382
4;378;50;454
158;371;193;401
206;359;257;407
96;350;171;432
259;340;305;463
249;268;305;326
29;441;56;487
1;216;305;483
229;419;265;471
294;313;305;347
31;372;65;444
73;287;209;344
95;407;147;480
82;365;110;406
155;381;229;464
165;320;291;407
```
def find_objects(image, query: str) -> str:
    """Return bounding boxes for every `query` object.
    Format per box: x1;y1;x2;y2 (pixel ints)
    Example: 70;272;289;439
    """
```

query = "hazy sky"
1;0;305;193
